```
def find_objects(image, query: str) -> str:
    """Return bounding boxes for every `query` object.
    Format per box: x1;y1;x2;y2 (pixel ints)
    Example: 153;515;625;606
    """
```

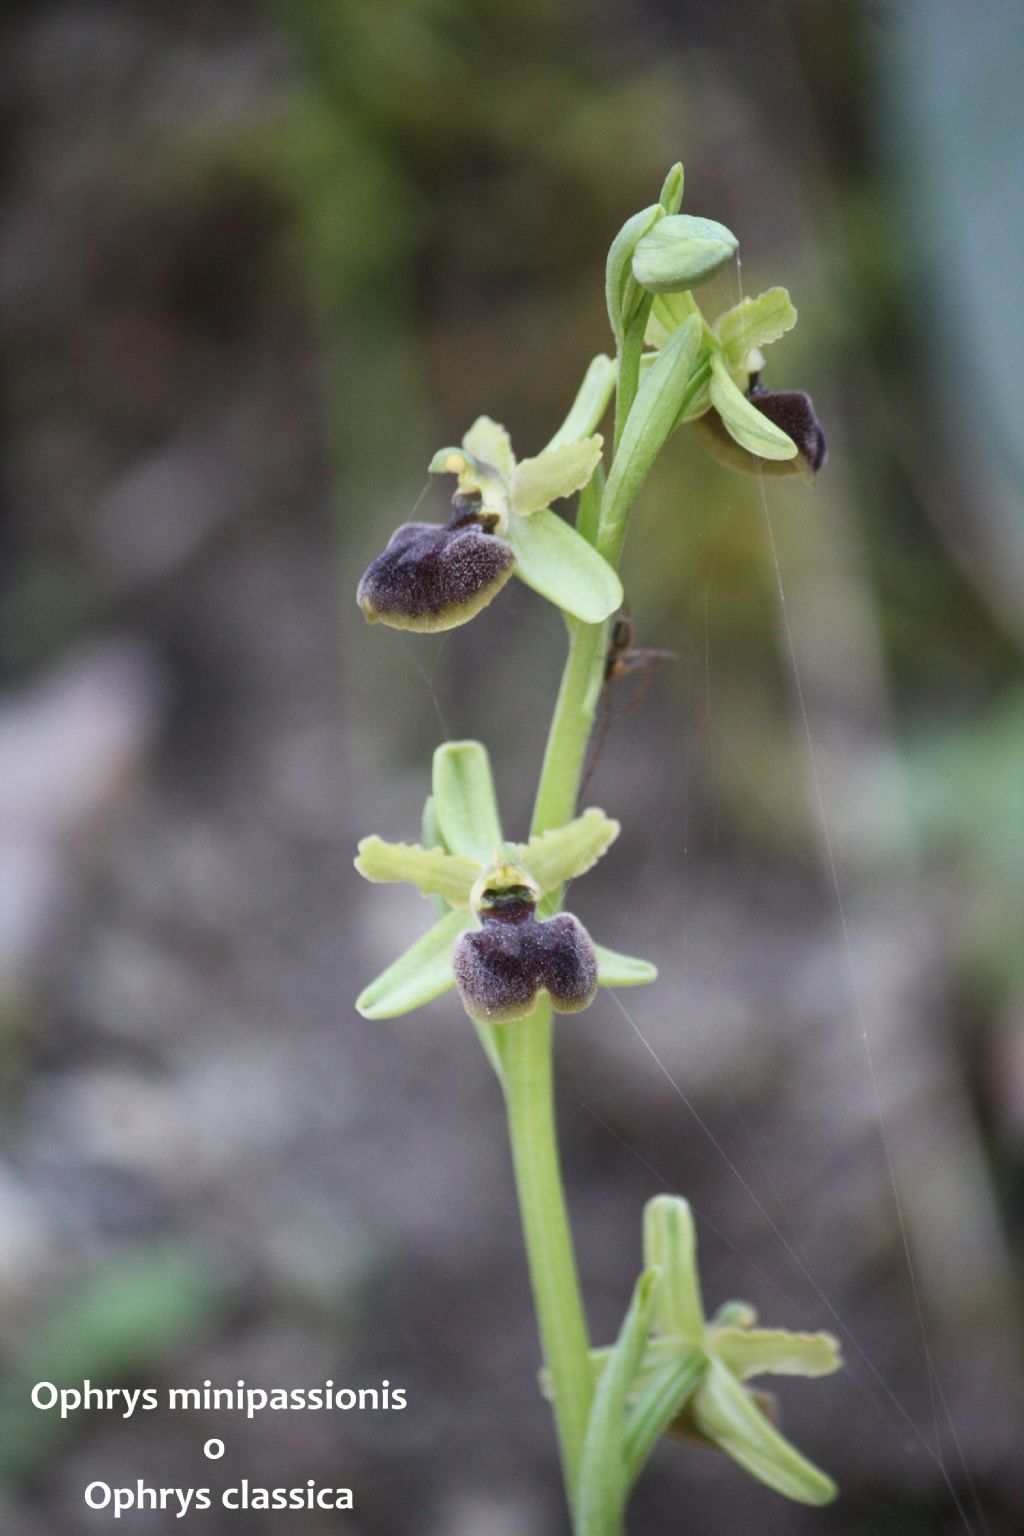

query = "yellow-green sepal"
594;945;658;987
507;508;623;623
691;1359;838;1506
355;908;471;1020
432;740;503;862
709;356;797;461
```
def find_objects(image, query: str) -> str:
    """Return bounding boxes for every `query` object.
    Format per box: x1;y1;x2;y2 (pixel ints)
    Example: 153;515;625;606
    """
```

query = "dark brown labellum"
357;504;515;633
453;909;599;1024
748;384;827;473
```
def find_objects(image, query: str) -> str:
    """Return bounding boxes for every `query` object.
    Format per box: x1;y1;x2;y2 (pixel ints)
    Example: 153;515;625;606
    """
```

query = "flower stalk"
353;163;836;1534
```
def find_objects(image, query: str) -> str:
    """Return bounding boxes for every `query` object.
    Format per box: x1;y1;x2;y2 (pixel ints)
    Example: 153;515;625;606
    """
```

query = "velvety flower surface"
357;499;515;633
748;383;828;473
453;873;599;1024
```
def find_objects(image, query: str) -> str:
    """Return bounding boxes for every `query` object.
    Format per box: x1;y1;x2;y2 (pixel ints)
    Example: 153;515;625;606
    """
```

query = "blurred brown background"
1;1;1022;1532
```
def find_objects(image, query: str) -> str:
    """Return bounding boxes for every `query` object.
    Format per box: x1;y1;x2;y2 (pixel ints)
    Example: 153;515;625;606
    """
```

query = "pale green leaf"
709;357;798;461
577;1270;659;1536
643;1195;704;1343
692;1360;837;1505
355;908;471;1019
599;314;702;561
633;215;738;294
507;508;623;623
712;1328;842;1382
354;837;480;908
518;808;620;891
545;355;616;451
594;945;658;987
511;436;604;515
715;287;797;371
606;203;663;345
432;741;503;862
461;415;514;480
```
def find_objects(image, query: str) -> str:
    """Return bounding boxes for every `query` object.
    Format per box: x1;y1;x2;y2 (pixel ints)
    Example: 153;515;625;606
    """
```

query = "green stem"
613;298;653;454
532;618;608;838
499;616;608;1511
501;328;681;1524
501;1000;593;1502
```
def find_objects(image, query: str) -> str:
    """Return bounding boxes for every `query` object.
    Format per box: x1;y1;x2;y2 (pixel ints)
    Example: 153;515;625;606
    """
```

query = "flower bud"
357;497;516;633
454;861;599;1024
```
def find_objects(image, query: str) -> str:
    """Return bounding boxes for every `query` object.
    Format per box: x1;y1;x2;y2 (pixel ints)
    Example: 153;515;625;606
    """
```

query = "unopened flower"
453;862;599;1024
357;415;622;633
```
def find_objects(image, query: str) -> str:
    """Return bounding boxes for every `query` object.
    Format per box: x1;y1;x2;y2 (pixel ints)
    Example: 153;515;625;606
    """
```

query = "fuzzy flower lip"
748;382;827;473
356;501;515;634
356;414;622;635
454;857;599;1024
542;1196;842;1507
353;741;657;1022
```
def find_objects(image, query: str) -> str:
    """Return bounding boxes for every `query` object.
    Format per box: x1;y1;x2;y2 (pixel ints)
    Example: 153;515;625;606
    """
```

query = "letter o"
84;1483;111;1509
204;1438;225;1460
31;1382;58;1411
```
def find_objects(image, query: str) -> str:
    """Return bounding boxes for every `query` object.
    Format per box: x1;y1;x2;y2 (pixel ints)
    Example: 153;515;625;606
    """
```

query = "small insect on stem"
580;616;675;795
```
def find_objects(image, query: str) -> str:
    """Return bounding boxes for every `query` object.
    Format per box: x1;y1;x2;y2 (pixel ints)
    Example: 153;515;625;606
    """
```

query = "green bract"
354;741;657;1020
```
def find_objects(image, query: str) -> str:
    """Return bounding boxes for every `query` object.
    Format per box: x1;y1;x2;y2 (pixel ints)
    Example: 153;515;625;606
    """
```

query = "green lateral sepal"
690;1359;838;1506
507;509;623;623
594;945;658;987
355;908;471;1019
708;356;797;461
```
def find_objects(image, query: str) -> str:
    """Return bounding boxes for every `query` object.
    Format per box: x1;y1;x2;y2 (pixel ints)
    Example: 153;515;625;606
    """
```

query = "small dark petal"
748;386;828;473
453;911;599;1024
357;517;515;633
